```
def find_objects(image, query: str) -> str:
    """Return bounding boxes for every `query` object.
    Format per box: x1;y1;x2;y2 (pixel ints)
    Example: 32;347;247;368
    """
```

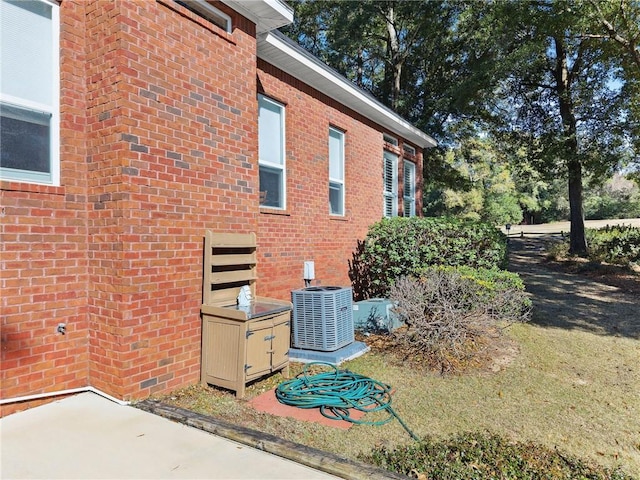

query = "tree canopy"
284;0;640;254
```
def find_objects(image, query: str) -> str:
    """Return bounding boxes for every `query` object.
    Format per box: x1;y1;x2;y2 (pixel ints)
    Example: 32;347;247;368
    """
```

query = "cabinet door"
271;316;290;369
202;318;241;383
245;320;272;378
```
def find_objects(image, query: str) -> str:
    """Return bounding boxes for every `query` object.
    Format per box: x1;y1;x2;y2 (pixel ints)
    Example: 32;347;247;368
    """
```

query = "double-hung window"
383;151;398;217
403;160;416;217
328;127;344;215
258;95;285;209
1;0;59;185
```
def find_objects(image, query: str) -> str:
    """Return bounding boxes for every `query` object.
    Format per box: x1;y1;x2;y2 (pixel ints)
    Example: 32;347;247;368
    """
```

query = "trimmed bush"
388;267;531;373
422;265;531;317
349;216;507;300
586;225;640;265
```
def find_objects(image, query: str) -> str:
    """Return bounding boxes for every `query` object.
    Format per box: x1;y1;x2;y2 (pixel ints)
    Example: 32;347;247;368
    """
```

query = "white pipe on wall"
0;386;130;406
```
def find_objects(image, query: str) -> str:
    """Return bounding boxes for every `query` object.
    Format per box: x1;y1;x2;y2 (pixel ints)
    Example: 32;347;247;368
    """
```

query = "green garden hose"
275;362;419;441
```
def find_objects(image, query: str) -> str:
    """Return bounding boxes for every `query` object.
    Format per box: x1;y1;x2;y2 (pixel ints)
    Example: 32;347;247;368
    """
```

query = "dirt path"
502;218;640;237
507;237;640;339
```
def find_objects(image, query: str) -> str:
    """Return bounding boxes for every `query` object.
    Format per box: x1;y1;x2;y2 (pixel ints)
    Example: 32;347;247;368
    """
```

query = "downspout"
0;386;130;406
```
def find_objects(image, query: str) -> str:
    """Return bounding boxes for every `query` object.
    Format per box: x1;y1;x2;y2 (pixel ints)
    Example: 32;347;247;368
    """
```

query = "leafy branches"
586;0;640;70
287;0;639;247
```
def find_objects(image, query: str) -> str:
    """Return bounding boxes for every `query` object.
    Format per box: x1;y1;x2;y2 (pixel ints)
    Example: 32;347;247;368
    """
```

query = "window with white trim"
258;95;286;209
383;133;398;146
403;143;416;156
1;0;59;185
328;127;345;215
176;0;232;32
383;151;398;217
403;160;416;217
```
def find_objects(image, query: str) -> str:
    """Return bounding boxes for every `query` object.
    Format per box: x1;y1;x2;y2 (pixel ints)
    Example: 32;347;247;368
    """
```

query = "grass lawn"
158;321;639;477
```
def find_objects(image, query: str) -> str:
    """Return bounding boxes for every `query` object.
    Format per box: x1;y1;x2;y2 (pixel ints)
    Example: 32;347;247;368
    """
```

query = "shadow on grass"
507;237;640;339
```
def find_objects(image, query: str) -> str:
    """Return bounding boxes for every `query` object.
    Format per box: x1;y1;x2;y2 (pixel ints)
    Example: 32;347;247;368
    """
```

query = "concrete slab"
288;341;370;364
0;392;340;479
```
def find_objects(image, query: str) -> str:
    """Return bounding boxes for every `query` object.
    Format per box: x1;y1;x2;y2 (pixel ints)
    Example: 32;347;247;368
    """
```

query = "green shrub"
586;225;640;265
361;431;633;479
548;225;640;266
349;217;507;300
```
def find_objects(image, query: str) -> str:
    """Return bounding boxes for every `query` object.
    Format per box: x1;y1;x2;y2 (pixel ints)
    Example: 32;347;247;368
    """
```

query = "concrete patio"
0;392;340;479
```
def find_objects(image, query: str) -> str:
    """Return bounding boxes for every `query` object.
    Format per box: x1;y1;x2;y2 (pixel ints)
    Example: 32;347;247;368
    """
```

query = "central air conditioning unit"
291;286;354;351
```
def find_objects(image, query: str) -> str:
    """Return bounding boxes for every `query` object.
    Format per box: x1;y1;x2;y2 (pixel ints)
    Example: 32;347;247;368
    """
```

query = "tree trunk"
384;3;403;111
554;36;588;255
356;47;364;88
567;159;587;255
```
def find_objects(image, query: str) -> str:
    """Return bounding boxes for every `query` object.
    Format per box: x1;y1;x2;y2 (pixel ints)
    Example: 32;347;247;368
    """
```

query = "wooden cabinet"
201;308;290;398
200;231;291;398
246;313;290;377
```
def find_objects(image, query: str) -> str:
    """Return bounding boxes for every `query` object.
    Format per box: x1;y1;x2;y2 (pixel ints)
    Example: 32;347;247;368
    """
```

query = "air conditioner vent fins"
291;286;354;352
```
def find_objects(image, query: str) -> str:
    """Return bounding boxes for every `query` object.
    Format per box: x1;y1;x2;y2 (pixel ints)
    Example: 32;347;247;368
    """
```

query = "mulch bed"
543;257;640;295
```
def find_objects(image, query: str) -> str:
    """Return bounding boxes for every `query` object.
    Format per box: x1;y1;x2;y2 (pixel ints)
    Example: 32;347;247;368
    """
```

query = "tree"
585;0;640;157
432;137;523;226
587;0;640;70
286;1;639;254
284;0;461;130
583;173;640;219
456;0;636;254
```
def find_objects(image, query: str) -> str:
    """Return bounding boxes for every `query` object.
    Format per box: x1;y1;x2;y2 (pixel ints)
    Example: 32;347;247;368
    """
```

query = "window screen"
329;127;344;215
176;0;232;32
258;95;285;209
1;0;58;185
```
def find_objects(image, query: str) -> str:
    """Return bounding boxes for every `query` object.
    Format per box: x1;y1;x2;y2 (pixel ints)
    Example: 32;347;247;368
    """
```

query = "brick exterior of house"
0;0;427;415
256;60;424;299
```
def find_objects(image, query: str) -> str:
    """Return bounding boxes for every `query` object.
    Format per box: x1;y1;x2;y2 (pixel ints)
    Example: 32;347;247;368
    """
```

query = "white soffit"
222;0;293;33
257;31;437;149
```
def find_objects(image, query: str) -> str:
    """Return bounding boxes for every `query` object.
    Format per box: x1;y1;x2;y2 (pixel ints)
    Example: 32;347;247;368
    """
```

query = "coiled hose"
275;362;419;441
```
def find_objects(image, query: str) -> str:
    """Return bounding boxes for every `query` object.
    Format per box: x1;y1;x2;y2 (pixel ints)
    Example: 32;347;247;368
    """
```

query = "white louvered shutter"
403;161;416;217
383;152;398;217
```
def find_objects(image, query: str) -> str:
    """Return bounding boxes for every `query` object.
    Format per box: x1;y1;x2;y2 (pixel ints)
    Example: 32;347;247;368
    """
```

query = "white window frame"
403;143;416;156
0;0;60;186
383;133;398;146
176;0;232;33
403;160;416;217
258;94;286;209
328;127;345;216
383;151;398;218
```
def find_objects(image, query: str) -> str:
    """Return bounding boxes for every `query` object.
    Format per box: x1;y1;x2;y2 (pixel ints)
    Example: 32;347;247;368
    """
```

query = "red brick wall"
256;61;423;301
84;0;260;400
1;0;261;409
1;0;90;416
1;0;424;412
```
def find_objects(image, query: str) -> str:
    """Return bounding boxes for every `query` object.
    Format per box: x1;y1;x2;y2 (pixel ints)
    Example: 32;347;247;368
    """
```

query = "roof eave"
222;0;293;33
257;31;437;149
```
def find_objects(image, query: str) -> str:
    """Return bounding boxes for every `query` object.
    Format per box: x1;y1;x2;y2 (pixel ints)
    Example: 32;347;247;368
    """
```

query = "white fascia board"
257;31;437;149
261;0;293;22
222;0;293;33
